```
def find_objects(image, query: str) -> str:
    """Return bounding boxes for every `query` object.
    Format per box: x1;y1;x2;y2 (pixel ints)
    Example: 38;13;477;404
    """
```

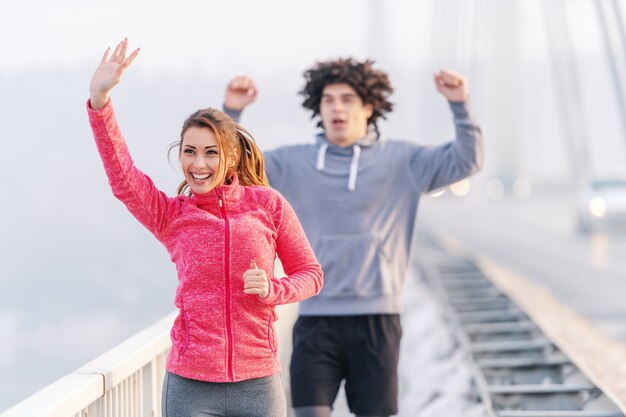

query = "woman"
87;38;323;417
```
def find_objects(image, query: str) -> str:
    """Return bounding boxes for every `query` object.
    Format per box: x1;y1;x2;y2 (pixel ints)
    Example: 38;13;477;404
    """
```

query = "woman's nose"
192;155;207;168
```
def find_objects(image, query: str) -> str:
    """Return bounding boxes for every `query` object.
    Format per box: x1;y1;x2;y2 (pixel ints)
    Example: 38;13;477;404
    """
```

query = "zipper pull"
218;194;223;207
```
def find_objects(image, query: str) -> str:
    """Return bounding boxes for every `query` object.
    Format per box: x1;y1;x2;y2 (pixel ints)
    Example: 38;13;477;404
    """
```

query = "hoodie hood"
315;126;380;191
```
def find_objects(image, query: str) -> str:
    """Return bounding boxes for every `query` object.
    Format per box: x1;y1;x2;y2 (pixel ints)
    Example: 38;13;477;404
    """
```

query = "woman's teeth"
192;173;211;180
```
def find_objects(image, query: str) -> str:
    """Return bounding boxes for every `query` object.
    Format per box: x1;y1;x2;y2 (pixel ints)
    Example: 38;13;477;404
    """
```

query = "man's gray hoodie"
229;101;483;316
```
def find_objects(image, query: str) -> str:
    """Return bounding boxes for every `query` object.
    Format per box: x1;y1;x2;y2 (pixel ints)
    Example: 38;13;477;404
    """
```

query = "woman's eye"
183;148;194;154
207;150;218;155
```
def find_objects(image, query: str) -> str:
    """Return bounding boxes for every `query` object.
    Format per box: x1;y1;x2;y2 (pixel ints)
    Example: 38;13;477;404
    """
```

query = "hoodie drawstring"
348;145;361;191
316;142;329;170
316;142;362;191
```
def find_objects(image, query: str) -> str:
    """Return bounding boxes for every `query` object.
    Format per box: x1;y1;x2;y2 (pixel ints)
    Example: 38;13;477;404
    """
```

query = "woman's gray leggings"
162;371;287;417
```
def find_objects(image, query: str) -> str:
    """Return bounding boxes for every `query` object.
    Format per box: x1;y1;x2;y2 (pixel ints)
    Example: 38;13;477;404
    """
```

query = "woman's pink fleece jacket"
87;99;323;382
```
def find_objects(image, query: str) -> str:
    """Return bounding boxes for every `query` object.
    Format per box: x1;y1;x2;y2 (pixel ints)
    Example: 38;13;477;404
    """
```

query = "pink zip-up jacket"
87;99;323;382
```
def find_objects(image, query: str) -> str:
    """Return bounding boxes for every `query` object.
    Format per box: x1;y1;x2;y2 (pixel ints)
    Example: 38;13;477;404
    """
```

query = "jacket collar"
189;173;242;211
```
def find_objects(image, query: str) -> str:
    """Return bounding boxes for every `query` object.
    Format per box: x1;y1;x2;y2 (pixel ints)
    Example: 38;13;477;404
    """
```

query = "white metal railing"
1;312;176;417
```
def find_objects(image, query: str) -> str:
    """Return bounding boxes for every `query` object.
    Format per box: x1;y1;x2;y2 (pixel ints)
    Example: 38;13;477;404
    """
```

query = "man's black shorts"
290;314;402;416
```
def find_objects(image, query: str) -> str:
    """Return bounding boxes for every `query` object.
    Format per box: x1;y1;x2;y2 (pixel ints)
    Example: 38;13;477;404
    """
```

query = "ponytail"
234;126;269;187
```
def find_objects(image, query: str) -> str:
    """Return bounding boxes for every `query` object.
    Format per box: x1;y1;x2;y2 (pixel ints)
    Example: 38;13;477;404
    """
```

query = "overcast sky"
0;0;373;73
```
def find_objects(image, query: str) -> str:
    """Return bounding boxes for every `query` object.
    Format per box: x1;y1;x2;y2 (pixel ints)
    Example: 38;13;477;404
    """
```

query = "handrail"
1;311;176;417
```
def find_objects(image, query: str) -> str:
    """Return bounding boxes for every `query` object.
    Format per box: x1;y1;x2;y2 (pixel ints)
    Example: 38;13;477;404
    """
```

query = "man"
223;58;483;417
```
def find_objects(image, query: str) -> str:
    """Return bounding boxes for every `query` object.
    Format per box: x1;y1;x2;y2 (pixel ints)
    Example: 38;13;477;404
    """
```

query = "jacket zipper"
218;193;234;381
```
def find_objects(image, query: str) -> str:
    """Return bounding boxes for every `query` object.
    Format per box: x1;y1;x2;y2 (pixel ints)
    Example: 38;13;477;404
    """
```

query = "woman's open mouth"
191;172;212;181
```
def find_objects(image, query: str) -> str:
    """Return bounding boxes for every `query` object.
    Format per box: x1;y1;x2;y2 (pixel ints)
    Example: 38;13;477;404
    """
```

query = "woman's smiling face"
179;126;222;194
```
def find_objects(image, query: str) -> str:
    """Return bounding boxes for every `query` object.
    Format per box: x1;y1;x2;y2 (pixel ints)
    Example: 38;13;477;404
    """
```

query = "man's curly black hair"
299;58;394;129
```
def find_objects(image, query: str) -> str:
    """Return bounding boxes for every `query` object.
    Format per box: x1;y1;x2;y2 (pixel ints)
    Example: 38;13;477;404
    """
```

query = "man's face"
319;83;373;147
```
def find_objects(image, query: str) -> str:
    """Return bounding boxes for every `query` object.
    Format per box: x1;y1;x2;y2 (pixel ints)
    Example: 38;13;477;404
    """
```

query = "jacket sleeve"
260;194;323;305
409;100;484;193
87;99;175;236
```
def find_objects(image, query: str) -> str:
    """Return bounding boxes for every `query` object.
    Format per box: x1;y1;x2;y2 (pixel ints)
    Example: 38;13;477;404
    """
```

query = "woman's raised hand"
89;38;140;109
